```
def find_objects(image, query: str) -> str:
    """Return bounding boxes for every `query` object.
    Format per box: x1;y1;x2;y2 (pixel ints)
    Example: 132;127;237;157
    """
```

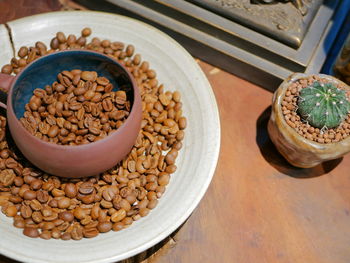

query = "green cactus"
297;81;350;129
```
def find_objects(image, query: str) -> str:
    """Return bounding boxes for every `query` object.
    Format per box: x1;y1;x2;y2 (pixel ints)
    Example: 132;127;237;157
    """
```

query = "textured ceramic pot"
0;50;142;178
268;73;350;168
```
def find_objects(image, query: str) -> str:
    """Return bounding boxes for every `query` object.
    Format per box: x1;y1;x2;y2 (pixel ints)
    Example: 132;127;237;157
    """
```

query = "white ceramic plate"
0;11;220;263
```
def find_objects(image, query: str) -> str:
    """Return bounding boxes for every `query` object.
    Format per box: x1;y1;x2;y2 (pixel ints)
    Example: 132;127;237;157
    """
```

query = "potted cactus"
268;73;350;168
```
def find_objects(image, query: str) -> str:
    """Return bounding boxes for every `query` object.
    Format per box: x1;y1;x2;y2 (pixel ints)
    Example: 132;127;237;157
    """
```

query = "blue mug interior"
12;50;134;119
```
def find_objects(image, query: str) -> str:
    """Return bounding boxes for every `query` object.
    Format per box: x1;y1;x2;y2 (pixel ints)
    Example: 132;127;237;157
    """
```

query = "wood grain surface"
1;1;350;263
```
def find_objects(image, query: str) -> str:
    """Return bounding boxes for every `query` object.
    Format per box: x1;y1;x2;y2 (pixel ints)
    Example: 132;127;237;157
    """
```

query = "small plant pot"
268;73;350;168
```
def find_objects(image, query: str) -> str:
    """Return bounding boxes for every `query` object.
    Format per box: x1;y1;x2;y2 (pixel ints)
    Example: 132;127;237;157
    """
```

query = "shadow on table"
255;106;342;178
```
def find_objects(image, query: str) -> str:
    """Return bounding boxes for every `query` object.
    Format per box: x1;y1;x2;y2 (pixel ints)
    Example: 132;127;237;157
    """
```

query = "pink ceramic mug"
0;50;142;178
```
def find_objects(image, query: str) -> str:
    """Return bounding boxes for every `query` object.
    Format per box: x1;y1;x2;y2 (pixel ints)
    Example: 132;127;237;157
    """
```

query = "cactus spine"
297;81;350;129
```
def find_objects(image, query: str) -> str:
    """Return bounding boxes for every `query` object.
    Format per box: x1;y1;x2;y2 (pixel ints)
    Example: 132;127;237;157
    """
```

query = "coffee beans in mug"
20;70;131;145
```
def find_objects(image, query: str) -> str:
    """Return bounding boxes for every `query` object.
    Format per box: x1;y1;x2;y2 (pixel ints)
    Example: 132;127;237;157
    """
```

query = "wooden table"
1;1;350;263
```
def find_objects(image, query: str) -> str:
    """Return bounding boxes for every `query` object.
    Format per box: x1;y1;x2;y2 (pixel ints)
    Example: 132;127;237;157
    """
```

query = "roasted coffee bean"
40;230;52;240
0;169;16;186
5;205;17;217
59;211;74;222
50;38;59;49
56;32;66;43
47;125;59;138
23;190;37;200
102;187;115;202
13;218;25;228
79;182;94;195
30;179;43;190
48;199;58;208
70;226;83;240
73;207;86;220
82;27;92;37
30;199;42;211
32;211;43;223
97;221;112;233
23;227;39;238
61;232;71;240
36;190;49;203
18;46;29;58
76;36;86;46
1;64;12;74
58;197;71;209
64;183;77;198
81;194;95;204
83;227;99;238
147;199;158;209
81;71;97;82
111;209;126;222
20;205;32;219
9;195;22;204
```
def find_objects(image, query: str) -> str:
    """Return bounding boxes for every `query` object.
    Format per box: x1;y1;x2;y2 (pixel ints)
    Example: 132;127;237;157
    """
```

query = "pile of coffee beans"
0;28;187;239
282;75;350;143
20;70;130;145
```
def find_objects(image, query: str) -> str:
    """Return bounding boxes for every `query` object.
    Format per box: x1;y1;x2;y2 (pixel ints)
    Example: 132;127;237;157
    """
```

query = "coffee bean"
158;172;170;186
23;190;36;200
79;182;94;195
35;41;47;52
5;158;18;169
36;190;49;203
0;169;15;186
102;187;115;202
126;45;135;57
40;230;52;240
9;195;22;204
70;226;83;240
50;37;59;49
81;27;92;37
32;211;43;223
47;125;59;138
61;232;71;240
30;199;42;211
111;209;126;222
97;221;112;233
13;218;25;228
83;227;99;238
48;199;58;208
30;179;43;190
51;188;65;197
81;71;97;82
56;32;66;43
23;227;39;238
64;183;77;198
18;46;29;58
59;211;74;222
76;36;86;47
58;197;71;209
20;205;32;219
5;205;17;217
81;194;95;204
1;64;12;74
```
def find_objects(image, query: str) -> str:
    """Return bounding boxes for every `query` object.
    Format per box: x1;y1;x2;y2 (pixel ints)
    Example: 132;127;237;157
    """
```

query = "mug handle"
0;73;15;109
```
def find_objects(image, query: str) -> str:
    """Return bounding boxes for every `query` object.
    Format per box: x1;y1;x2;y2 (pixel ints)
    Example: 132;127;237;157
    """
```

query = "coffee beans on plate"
20;70;131;145
0;28;187;239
